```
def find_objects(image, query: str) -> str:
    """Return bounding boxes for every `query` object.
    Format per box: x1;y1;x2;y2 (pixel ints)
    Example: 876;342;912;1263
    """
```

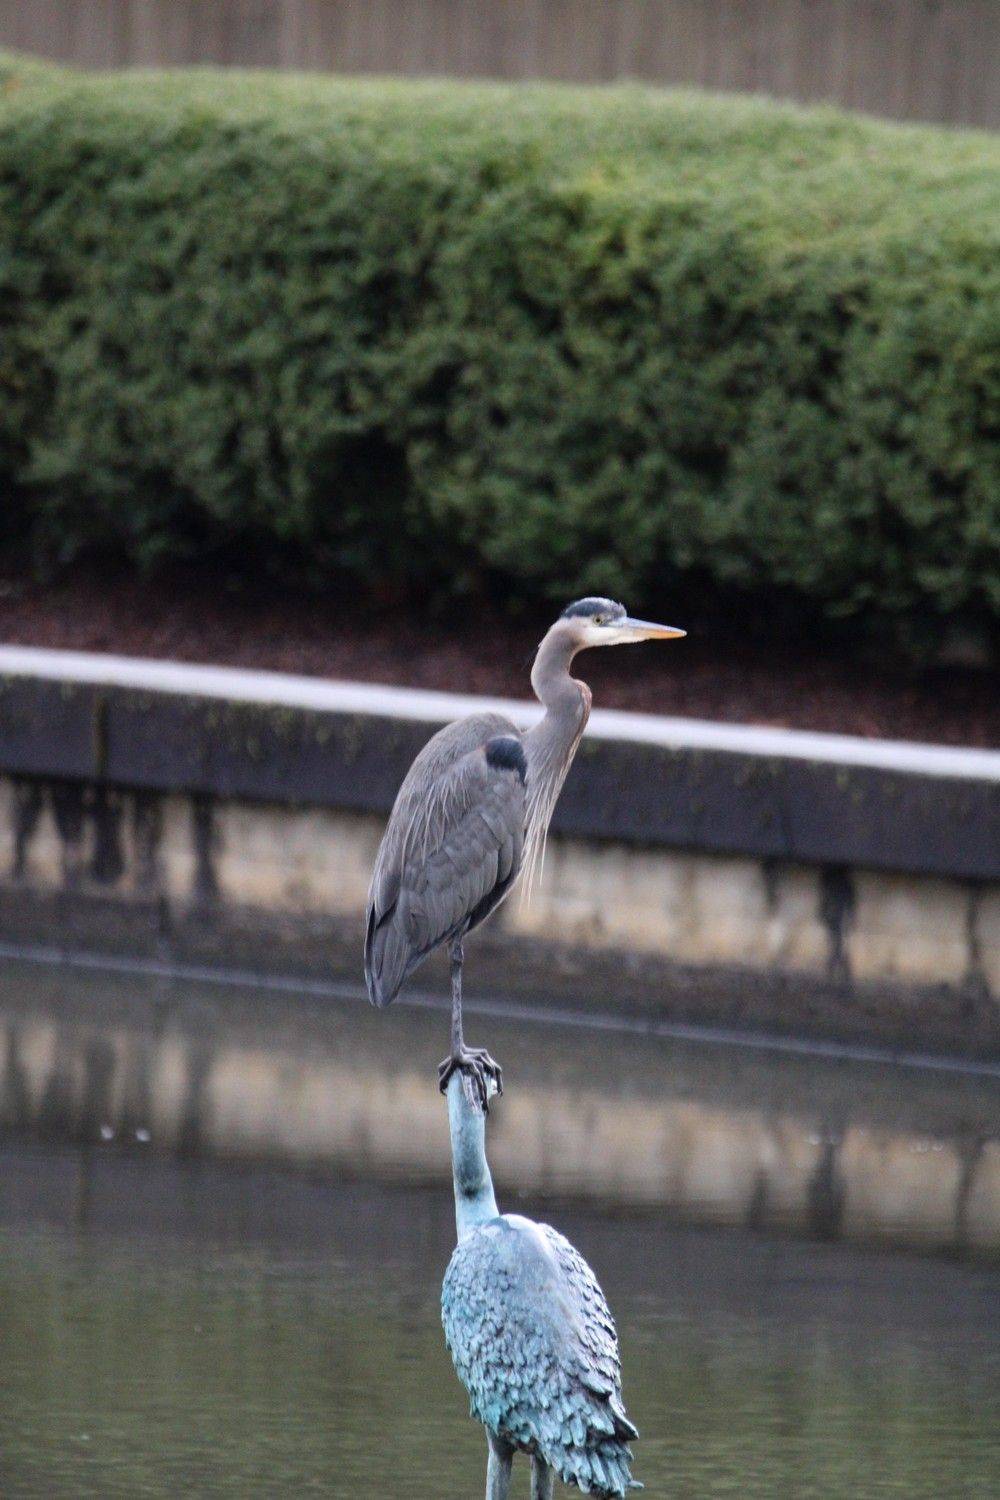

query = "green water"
0;1148;997;1498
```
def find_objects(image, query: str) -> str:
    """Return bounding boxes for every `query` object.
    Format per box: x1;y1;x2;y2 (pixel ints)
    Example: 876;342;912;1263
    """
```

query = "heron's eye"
593;614;606;625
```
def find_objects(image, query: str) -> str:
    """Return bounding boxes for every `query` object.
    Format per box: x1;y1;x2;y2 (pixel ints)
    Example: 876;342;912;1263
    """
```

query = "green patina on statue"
441;1073;642;1498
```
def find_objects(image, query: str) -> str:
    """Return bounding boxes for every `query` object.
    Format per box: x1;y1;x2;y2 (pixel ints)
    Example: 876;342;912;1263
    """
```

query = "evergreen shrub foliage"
1;54;998;636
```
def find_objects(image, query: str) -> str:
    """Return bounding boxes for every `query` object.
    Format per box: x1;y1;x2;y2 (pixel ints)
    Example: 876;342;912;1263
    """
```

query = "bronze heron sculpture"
442;1070;642;1498
364;598;685;1103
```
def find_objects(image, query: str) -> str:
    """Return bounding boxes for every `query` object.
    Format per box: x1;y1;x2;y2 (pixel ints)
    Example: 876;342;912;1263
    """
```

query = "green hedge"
1;54;998;639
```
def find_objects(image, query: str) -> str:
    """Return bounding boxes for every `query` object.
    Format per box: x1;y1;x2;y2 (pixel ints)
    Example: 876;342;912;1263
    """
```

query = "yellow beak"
621;618;686;641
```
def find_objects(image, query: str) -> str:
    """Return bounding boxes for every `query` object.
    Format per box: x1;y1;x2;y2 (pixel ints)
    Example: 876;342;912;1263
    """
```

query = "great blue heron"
364;597;684;1103
442;1071;642;1498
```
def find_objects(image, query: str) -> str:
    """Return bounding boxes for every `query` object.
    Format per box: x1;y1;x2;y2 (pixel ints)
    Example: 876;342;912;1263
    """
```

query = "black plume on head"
560;597;626;621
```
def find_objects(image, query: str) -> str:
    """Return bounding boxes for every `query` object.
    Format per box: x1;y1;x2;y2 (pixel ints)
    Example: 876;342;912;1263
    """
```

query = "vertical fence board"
69;0;128;69
952;2;999;129
0;0;996;128
6;0;74;64
638;2;712;90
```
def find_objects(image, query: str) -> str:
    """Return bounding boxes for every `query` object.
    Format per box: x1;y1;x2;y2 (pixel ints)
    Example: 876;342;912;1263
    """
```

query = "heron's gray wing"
442;1217;640;1498
365;713;525;1007
367;712;516;925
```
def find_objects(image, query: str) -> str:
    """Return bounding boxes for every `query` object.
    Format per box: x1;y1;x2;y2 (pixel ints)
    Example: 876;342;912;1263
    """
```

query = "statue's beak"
621;618;686;641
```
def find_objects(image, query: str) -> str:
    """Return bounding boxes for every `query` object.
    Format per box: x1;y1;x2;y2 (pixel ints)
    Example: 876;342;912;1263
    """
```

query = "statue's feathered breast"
441;1214;641;1496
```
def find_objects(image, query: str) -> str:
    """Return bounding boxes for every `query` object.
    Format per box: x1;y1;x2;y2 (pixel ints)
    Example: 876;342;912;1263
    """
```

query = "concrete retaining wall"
1;648;998;1056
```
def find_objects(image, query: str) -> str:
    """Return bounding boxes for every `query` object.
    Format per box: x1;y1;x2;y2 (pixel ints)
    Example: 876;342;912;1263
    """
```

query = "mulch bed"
1;568;997;748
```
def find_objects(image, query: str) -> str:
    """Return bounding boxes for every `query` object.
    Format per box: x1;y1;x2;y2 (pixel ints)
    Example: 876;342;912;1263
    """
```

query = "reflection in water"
1;956;999;1254
0;1147;997;1498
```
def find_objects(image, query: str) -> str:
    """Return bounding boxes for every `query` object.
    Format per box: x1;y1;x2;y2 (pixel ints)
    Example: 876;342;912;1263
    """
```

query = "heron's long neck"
521;626;591;889
447;1075;499;1241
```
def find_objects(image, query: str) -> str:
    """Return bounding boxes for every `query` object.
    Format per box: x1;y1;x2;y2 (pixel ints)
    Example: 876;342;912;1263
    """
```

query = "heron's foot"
438;1045;503;1112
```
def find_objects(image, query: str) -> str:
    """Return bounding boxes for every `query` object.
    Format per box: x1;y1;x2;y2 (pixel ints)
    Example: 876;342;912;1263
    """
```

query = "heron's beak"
620;618;686;641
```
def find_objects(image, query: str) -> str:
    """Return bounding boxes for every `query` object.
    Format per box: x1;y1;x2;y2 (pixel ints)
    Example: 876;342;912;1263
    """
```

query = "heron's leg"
530;1455;554;1500
437;937;503;1109
485;1433;514;1500
449;937;466;1055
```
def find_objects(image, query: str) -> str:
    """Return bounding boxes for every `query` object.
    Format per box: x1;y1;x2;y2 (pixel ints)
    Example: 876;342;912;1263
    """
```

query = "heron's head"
558;596;686;650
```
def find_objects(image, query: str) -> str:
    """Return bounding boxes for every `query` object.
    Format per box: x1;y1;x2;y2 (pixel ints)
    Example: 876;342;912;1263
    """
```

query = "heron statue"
442;1070;642;1497
365;598;685;1104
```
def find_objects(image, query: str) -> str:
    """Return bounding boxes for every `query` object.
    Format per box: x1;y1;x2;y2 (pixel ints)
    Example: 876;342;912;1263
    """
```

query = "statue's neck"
447;1076;499;1241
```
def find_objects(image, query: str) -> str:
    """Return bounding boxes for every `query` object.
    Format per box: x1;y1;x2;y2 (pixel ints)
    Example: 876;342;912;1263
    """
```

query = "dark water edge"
0;1144;998;1500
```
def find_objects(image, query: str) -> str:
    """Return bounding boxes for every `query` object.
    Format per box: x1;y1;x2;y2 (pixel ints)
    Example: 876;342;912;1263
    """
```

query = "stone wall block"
0;779;15;879
846;873;972;987
14;785;63;891
154;795;203;903
213;803;382;914
504;841;829;972
972;889;1000;1000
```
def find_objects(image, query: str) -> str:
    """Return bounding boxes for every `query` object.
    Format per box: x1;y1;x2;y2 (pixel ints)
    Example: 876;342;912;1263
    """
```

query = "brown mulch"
0;568;997;748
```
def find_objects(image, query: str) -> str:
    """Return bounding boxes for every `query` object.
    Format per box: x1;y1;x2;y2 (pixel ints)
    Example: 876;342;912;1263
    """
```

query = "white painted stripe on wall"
1;644;998;783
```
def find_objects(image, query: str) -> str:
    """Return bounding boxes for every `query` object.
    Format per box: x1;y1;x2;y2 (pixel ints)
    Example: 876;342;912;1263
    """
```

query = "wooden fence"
1;1;997;128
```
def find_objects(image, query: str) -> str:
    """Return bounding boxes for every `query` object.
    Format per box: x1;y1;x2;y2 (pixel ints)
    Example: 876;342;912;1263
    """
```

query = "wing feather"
365;713;526;1007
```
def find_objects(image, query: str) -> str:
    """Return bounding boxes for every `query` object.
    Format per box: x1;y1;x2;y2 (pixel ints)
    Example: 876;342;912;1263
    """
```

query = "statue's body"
441;1075;641;1498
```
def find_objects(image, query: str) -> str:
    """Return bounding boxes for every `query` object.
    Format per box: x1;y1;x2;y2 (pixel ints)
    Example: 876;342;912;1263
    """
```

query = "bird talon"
438;1047;503;1112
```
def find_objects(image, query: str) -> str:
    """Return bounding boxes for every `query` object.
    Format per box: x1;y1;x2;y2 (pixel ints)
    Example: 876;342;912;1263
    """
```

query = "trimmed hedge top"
1;53;998;638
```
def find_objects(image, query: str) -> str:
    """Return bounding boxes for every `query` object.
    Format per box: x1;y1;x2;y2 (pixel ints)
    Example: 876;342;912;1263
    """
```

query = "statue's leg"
530;1454;555;1499
437;937;503;1109
486;1433;514;1500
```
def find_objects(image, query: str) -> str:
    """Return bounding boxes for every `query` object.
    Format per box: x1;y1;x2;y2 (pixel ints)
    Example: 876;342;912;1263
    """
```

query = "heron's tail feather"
364;901;411;1008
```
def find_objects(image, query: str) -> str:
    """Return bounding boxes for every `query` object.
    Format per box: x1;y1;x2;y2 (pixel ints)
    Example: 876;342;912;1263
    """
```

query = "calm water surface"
0;1147;997;1498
